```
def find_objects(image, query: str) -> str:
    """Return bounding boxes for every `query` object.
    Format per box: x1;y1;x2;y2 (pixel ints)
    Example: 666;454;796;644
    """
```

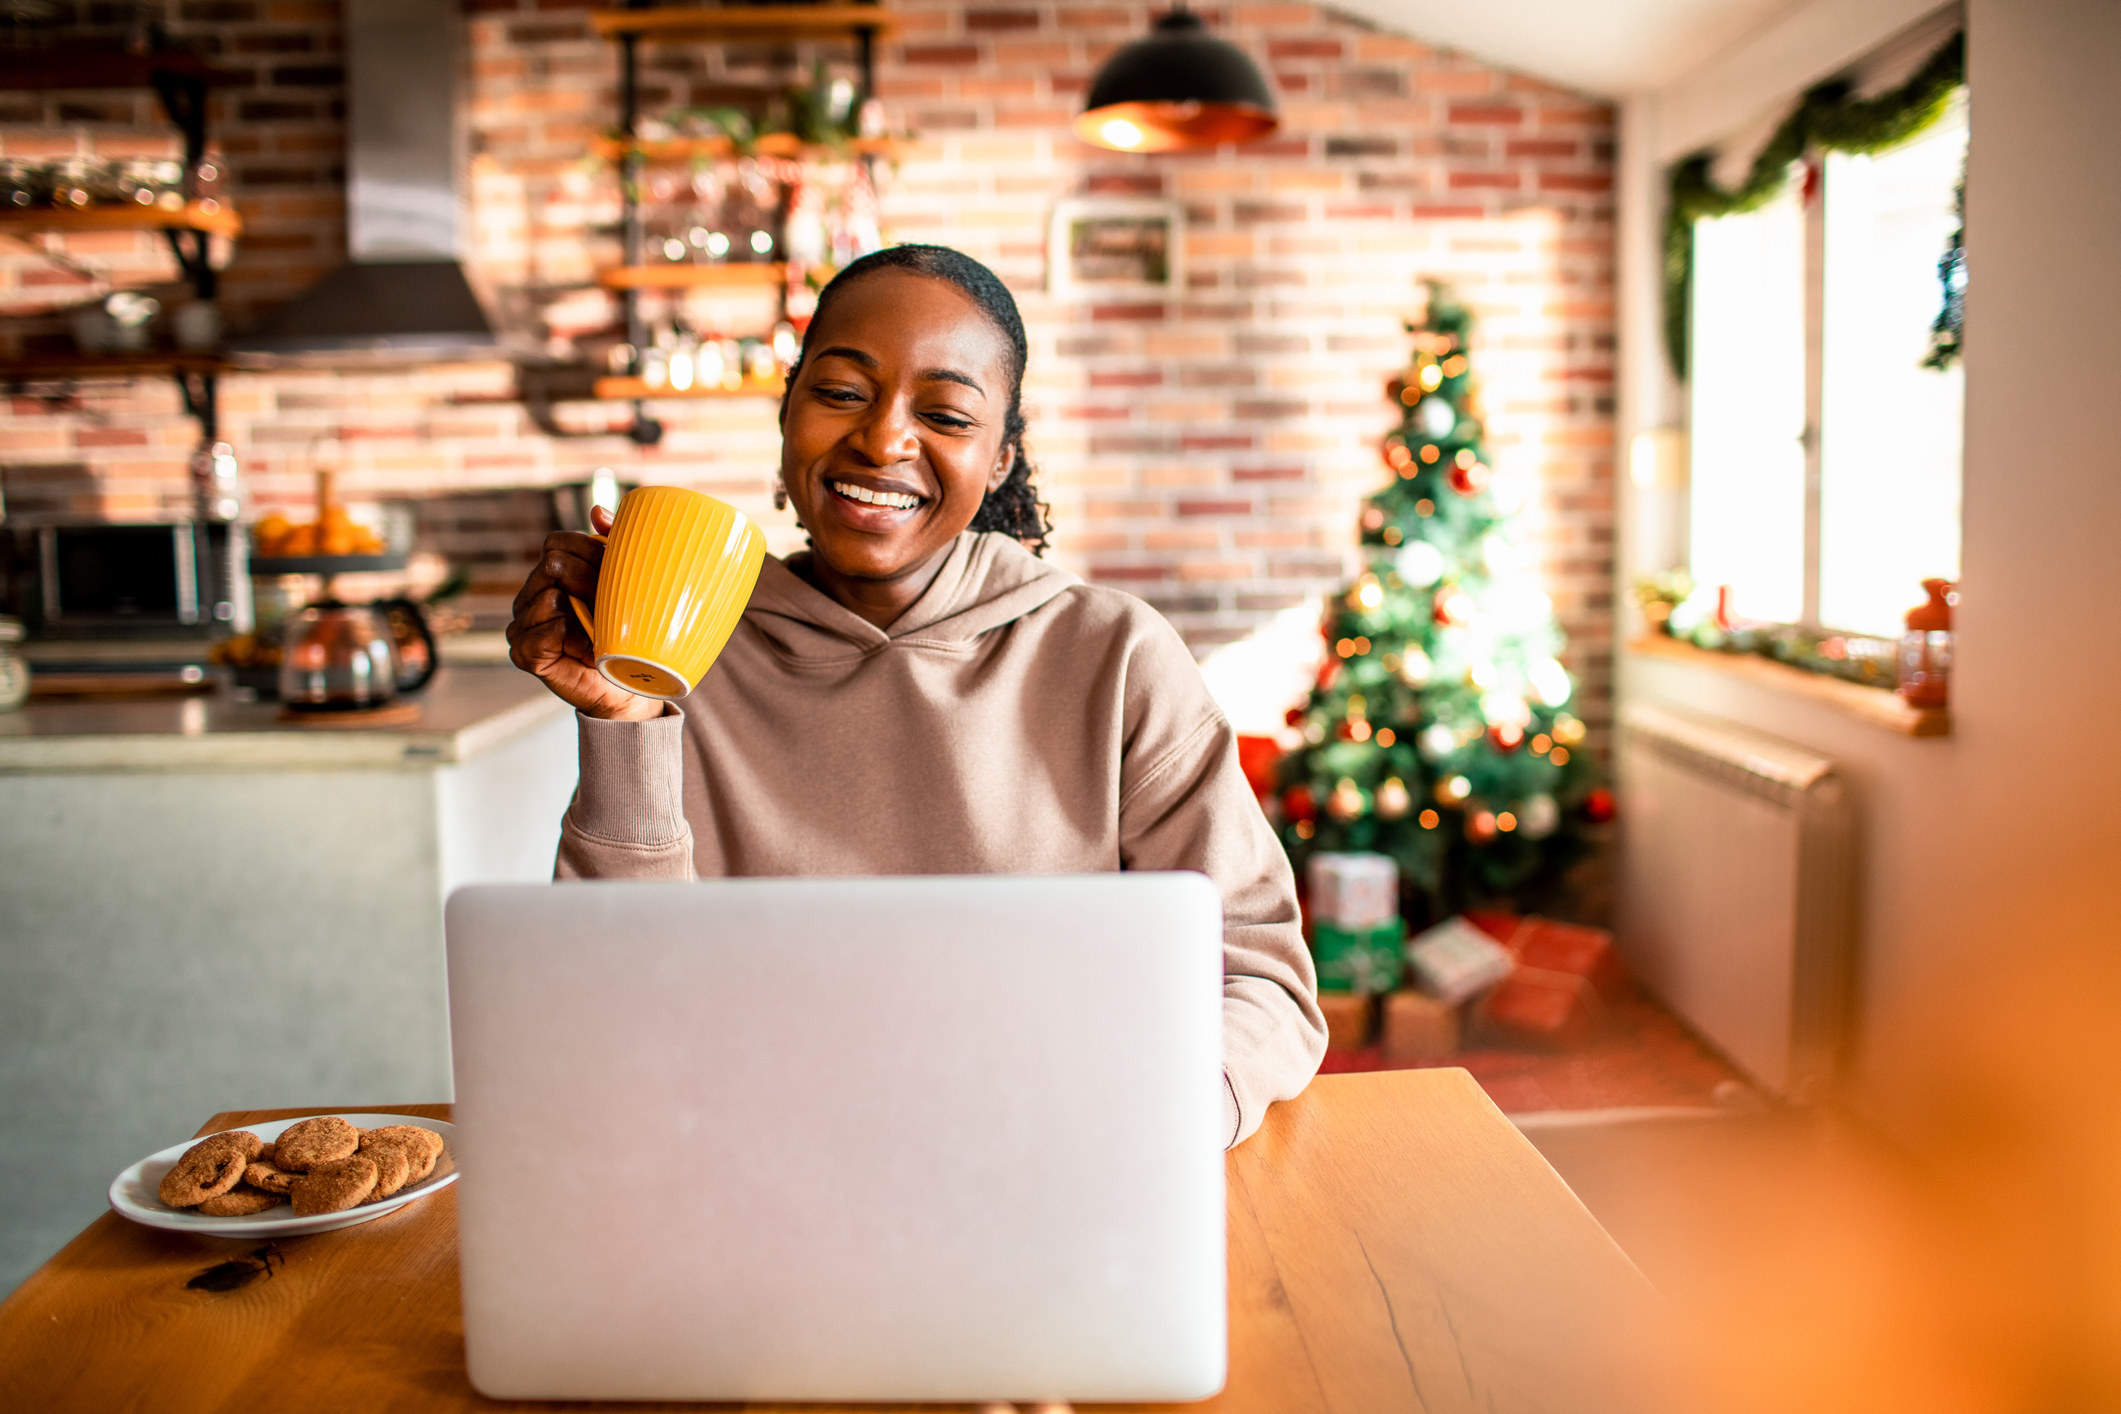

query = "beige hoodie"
556;530;1326;1145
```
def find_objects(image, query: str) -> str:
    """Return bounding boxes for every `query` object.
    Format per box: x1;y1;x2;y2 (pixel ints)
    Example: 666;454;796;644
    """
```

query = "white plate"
108;1113;458;1237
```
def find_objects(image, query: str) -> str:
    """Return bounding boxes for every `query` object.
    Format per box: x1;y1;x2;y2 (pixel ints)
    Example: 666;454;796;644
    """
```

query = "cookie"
273;1116;359;1173
244;1160;297;1195
362;1139;412;1201
197;1186;283;1218
361;1125;444;1163
290;1154;377;1216
255;1142;277;1166
157;1133;257;1208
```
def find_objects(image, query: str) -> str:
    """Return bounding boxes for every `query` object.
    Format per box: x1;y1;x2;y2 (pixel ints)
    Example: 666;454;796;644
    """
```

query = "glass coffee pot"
279;599;435;712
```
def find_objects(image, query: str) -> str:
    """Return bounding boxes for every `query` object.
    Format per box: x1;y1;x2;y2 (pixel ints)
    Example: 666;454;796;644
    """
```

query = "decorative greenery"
1275;282;1602;916
1663;31;1965;379
1923;172;1966;370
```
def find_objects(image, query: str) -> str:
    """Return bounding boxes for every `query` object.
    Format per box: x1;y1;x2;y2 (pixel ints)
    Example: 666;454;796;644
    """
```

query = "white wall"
1615;0;2121;1127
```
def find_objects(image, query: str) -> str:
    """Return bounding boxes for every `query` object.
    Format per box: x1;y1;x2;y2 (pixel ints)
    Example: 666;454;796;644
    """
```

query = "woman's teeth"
831;481;922;510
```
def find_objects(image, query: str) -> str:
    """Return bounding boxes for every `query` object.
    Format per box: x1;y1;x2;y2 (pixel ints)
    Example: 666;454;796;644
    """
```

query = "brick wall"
0;0;1615;736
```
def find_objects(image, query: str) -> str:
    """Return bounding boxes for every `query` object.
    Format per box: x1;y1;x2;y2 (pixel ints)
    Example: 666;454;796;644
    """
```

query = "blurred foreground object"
1897;578;1955;707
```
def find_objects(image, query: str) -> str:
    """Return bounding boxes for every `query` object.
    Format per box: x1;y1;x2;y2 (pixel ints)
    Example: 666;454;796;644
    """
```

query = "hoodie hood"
742;532;1080;662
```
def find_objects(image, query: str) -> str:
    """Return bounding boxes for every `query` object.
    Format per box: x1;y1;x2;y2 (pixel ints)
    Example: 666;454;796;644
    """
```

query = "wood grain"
0;1075;1665;1413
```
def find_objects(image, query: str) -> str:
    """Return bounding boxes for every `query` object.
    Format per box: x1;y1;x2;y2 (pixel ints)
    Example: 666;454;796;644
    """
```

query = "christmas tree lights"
1276;281;1602;913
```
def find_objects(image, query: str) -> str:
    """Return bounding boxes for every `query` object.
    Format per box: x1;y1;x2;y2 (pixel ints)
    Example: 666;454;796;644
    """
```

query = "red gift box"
1464;911;1630;1049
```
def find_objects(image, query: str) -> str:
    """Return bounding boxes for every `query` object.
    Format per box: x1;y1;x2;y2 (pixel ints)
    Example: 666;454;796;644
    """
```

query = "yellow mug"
567;486;766;700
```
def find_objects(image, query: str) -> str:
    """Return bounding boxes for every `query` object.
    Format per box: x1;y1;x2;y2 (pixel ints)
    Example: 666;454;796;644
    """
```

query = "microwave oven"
1;519;241;635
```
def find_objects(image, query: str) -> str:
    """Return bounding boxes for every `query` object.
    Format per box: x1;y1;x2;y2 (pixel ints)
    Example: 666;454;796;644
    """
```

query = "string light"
1419;363;1443;391
1551;746;1570;765
1376;727;1396;747
1497;811;1518;832
1531;734;1552;755
1420;444;1441;464
1382;526;1403;545
1295;819;1314;839
1415;499;1435;517
1419;809;1439;829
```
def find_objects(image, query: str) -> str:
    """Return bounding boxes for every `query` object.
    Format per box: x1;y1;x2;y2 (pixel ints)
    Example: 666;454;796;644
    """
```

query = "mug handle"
567;531;607;643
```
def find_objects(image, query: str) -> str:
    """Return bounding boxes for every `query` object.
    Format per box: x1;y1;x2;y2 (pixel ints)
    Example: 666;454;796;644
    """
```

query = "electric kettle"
279;598;436;711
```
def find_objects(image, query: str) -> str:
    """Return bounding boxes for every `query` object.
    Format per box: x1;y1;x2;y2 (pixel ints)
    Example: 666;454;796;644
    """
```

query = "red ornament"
1488;722;1525;753
1447;459;1490;497
1283;784;1317;822
1315;656;1342;692
1284;705;1305;727
1381;438;1412;473
1583;787;1616;823
1432;588;1473;627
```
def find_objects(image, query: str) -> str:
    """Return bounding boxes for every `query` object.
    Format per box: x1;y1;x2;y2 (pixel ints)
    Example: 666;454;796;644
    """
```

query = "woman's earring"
773;480;788;511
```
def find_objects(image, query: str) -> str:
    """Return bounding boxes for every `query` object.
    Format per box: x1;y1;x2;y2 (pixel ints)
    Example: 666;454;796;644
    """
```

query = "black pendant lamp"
1074;7;1279;153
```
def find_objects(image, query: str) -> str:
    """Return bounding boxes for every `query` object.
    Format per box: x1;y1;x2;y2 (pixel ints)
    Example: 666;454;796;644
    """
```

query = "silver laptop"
445;873;1227;1404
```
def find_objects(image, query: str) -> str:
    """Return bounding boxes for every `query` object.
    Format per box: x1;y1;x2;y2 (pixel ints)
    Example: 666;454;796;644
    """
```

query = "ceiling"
1322;0;1801;97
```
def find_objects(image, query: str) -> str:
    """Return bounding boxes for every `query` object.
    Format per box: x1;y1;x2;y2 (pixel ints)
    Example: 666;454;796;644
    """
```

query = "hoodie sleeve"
1113;615;1328;1148
554;706;698;881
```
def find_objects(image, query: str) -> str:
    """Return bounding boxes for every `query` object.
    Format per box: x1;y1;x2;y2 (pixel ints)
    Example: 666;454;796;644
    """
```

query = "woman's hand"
506;505;663;721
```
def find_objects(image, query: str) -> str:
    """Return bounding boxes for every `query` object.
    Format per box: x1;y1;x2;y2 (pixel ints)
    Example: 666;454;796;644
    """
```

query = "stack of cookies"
155;1117;446;1218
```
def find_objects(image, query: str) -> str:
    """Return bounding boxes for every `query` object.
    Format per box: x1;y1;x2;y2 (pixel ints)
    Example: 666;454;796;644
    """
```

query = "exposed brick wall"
0;0;1616;736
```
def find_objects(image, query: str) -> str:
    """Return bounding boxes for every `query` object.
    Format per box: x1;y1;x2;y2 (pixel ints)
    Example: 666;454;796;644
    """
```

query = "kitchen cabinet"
0;666;575;1296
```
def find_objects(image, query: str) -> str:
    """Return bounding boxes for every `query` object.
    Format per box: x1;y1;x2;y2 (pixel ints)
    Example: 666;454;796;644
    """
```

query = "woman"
507;245;1323;1146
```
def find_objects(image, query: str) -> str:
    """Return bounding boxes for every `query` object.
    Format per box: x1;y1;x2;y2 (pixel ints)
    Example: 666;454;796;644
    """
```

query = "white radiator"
1615;703;1855;1098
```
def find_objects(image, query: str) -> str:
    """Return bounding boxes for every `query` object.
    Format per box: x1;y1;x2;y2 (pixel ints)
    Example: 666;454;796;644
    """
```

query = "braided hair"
781;244;1053;555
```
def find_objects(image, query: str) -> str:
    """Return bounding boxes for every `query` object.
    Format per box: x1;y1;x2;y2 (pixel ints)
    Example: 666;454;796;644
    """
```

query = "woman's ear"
988;442;1018;492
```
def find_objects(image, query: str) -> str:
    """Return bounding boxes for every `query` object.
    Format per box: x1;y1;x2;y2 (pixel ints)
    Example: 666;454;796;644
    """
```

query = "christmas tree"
1276;281;1608;915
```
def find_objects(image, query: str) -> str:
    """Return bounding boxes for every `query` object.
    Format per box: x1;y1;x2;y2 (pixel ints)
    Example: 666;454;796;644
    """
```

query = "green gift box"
1312;919;1406;995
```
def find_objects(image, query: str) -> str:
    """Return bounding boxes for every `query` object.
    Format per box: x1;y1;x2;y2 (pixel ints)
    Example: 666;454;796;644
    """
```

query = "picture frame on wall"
1048;197;1186;299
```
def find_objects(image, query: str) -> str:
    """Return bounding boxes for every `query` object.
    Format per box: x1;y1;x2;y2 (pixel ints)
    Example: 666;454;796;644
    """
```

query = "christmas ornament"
1417;722;1456;760
1433;588;1475;627
1415;394;1455;439
1395;541;1445;587
1283;784;1317;822
1327;777;1366;821
1583;787;1616;823
1375;777;1412;819
1518;793;1559;839
1316;657;1341;693
1447;458;1490;497
1488;723;1525;753
1397;647;1432;688
1466;809;1498;844
1284;705;1305;727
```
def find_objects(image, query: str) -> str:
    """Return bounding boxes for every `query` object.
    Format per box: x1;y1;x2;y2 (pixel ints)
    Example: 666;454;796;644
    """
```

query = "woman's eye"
814;386;864;405
925;410;973;430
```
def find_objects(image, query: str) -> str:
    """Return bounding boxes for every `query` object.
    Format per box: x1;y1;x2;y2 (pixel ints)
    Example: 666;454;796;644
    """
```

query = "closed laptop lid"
445;872;1226;1404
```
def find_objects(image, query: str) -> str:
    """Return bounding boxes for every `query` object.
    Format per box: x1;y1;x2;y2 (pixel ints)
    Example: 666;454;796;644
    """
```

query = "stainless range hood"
233;0;499;361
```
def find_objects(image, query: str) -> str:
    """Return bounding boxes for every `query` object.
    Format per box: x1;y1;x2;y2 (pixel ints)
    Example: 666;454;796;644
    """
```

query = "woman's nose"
847;396;920;466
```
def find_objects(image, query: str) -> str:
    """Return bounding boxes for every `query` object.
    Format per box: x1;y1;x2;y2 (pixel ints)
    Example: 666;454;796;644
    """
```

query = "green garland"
1663;31;1965;379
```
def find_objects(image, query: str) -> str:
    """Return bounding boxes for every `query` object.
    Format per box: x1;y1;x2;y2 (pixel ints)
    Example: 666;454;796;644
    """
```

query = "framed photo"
1048;196;1185;299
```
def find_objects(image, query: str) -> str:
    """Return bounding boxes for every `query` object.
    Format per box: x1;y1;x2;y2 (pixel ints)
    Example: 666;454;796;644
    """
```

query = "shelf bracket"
175;369;218;443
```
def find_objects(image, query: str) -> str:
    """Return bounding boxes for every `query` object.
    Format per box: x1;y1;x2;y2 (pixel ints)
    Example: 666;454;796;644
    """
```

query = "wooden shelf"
0;201;242;240
597;262;787;291
592;374;785;399
0;352;228;382
591;4;900;41
1628;635;1950;738
0;43;238;91
593;133;901;163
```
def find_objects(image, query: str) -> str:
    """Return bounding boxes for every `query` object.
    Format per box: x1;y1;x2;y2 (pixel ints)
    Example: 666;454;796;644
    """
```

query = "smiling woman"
505;246;1326;1148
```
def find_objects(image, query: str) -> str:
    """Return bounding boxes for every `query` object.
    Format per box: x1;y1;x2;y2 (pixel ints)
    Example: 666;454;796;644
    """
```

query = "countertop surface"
0;664;573;772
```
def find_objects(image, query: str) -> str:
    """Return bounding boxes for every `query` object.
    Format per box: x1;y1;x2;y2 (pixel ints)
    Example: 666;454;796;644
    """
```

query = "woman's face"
778;269;1017;589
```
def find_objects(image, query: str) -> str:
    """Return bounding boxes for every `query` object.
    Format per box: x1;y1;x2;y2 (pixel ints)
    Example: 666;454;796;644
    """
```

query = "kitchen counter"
0;664;570;772
0;661;582;1300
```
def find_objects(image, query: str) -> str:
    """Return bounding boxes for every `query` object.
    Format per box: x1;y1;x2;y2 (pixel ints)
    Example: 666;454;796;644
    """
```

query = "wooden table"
0;1070;1665;1412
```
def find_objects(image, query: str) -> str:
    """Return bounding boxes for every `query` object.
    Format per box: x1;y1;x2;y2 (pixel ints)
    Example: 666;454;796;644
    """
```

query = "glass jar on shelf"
1897;578;1955;708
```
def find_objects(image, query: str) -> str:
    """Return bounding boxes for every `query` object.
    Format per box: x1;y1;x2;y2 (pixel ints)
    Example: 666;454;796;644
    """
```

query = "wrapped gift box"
1312;918;1405;995
1465;911;1629;1049
1381;989;1460;1061
1404;916;1516;1004
1306;851;1398;930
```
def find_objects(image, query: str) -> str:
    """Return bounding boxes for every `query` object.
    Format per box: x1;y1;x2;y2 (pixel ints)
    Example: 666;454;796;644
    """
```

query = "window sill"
1627;635;1951;738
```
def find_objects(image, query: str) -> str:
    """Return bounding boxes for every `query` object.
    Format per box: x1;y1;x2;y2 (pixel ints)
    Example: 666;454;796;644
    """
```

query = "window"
1686;99;1966;640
